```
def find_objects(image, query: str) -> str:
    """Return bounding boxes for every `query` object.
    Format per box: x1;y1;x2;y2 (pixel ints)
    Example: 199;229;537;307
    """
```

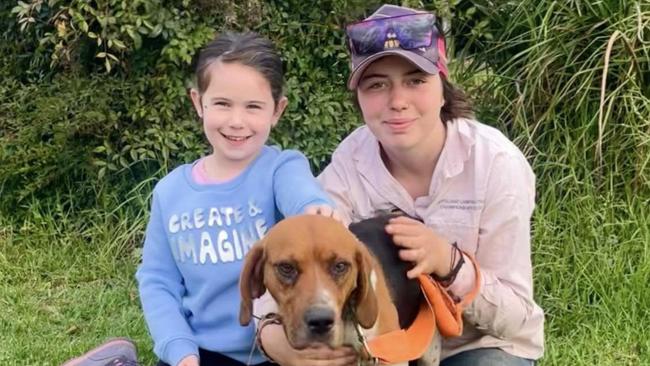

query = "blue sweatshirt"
136;146;331;366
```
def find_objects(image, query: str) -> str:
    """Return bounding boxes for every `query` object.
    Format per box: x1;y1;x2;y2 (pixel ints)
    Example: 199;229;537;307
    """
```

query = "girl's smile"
220;132;253;145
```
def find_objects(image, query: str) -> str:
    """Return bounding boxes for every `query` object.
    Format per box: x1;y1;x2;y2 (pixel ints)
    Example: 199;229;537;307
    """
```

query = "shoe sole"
61;338;135;366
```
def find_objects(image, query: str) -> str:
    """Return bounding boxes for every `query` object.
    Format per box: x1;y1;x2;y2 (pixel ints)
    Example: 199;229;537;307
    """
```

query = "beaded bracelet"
431;242;465;287
256;313;282;363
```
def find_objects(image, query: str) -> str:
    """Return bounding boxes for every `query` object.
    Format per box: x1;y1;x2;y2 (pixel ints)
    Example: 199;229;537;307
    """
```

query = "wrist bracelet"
431;242;465;286
256;313;281;363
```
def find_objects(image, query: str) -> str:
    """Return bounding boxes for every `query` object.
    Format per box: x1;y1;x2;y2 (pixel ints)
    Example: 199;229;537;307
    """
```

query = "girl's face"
191;61;287;170
356;55;445;155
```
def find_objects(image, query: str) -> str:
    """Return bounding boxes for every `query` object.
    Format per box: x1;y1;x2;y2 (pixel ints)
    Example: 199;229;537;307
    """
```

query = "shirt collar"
439;118;475;178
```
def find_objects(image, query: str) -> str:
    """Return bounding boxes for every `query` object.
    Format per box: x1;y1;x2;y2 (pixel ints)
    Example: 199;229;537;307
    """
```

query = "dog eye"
331;261;350;276
275;262;298;280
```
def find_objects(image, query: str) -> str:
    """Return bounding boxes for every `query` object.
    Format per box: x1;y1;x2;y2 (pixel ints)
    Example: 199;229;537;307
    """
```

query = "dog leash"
247;313;282;365
357;252;482;364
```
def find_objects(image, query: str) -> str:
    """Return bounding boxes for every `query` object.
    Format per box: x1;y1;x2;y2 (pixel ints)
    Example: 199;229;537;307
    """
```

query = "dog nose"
304;307;335;335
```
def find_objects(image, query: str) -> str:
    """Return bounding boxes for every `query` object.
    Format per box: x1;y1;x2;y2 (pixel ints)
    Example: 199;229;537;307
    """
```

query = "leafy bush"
2;0;648;216
0;0;376;216
1;74;121;210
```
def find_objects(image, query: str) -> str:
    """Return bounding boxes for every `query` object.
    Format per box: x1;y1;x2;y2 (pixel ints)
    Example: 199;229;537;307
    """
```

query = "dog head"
239;215;378;349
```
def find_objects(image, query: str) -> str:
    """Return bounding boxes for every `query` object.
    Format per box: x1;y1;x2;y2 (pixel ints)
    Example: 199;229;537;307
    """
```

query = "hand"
304;204;343;223
177;355;199;366
260;322;357;366
284;345;358;366
385;216;453;279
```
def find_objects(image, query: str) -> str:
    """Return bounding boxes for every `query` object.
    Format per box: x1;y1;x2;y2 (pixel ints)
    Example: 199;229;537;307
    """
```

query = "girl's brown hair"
193;32;284;106
440;74;474;123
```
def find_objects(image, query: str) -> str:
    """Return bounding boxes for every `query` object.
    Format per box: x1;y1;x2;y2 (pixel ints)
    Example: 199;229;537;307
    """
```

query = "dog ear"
239;239;267;325
354;244;378;328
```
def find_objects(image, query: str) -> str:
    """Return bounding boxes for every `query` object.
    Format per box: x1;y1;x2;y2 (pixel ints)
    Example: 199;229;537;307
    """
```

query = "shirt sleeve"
456;152;540;340
445;253;476;297
135;191;199;366
317;157;354;226
273;150;333;217
253;291;279;327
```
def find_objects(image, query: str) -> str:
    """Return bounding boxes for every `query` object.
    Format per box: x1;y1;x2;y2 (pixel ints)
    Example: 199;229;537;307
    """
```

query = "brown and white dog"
239;215;441;366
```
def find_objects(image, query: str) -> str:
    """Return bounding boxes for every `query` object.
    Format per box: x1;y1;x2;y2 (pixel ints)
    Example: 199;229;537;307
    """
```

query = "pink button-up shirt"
318;118;544;360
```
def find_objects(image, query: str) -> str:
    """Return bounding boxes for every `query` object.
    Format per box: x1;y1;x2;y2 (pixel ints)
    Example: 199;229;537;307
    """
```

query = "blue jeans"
441;348;535;366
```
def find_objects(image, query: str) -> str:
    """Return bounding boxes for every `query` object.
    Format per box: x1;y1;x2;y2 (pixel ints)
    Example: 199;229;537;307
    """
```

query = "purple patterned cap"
346;4;448;89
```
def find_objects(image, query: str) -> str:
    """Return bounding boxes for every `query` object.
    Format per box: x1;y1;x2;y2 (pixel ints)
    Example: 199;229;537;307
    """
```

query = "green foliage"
0;0;384;216
0;198;153;365
259;0;372;169
447;1;650;363
1;75;110;209
9;0;216;73
2;0;648;206
451;0;650;196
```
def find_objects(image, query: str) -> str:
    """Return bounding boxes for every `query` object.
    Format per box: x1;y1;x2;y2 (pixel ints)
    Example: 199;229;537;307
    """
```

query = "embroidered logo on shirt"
438;199;484;211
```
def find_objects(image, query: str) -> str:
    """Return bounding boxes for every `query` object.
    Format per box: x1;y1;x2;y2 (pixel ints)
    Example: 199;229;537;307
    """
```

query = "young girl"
134;31;336;366
258;4;543;366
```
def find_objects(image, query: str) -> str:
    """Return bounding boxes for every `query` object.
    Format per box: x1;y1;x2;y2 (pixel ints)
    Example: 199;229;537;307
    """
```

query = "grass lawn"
0;206;156;365
1;187;649;365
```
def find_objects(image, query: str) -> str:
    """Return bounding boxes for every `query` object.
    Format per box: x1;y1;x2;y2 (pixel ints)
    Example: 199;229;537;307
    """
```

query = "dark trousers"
156;348;274;366
441;348;535;366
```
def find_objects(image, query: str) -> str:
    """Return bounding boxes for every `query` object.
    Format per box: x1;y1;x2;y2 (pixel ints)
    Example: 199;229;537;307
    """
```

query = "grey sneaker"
61;338;138;366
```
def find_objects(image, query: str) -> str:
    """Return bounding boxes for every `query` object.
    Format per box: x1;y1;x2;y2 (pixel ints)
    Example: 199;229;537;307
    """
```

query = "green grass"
0;203;156;365
1;182;648;365
532;186;650;365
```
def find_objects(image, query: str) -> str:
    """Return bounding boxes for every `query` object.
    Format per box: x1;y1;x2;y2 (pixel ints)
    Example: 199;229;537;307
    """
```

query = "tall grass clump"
455;0;649;194
452;0;650;363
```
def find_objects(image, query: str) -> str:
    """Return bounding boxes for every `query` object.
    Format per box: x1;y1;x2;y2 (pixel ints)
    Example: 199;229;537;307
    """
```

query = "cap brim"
347;50;440;90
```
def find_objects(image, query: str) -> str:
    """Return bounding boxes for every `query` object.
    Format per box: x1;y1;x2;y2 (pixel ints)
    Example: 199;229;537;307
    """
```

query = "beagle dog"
239;215;441;366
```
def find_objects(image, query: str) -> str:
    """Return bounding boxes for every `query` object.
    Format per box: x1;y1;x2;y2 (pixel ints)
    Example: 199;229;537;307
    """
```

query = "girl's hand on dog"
385;216;454;279
287;345;358;366
260;322;357;366
177;355;199;366
304;204;343;223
